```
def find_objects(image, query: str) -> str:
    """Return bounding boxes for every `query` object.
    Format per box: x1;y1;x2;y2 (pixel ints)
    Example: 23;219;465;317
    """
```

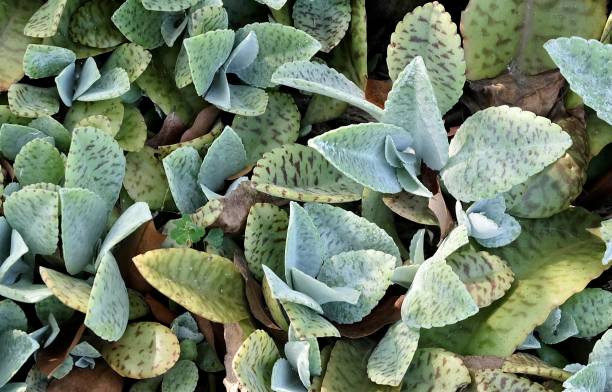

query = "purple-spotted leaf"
39;267;91;312
244;203;288;281
367;321;419;386
24;0;68;38
232;330;280;392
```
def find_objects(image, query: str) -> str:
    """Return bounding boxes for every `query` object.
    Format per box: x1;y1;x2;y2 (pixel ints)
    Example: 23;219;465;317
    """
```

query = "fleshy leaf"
545;37;612;125
284;340;311;389
382;56;448;170
271;61;383;119
163;147;206;214
367;321;419;386
13;139;64;186
64;127;126;209
252;144;363;203
536;308;578;345
101;43;151;83
134;248;249;322
441;106;573;202
115;105;147;152
282;302;340;339
69;0;125;48
563;362;607;392
271;358;305;392
284;202;323;283
0;330;39;387
4;187;59;255
232;330;280;392
161;360;199;392
111;0;164;49
292;0;350;53
24;0;68;38
291;268;359;306
22;44;75;79
183;29;234;96
85;253;129;341
76;68;130;102
387;2;465;114
28;116;71;153
589;330;612;391
8;84;59;118
602;219;612;265
234;23;321;88
102;322;180;379
263;266;323;314
560;288;612;338
39;267;91;312
254;0;287;10
0;124;53;161
141;0;197;11
501;352;571;381
0;300;27;334
401;349;470;392
244;203;288;280
124;147;171;210
471;369;549;392
317;249;395;324
64;99;125;135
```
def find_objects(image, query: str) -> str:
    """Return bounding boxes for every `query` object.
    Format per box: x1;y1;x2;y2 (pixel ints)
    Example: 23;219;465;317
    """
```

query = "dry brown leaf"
37;322;86;377
180;106;221;143
335;295;403;339
47;362;123;392
144;293;177;325
462;355;505;370
222;323;247;392
146;113;186;148
365;79;392;108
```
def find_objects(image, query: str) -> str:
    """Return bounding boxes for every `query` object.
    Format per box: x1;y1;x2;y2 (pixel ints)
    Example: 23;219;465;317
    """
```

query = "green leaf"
39;267;90;312
563;362;607;392
252;144;363;203
64;99;125;134
0;1;40;91
28;116;70;153
367;321;419;386
589;330;612;391
545;37;612;125
169;216;205;246
8;84;59;118
212;84;269;117
235;23;321;88
560;288;612;338
400;349;470;392
23;44;75;79
271;60;383;119
501;352;571;381
134;248;249;323
183;29;234;96
233;91;300;165
471;369;549;392
76;67;131;102
23;0;68;38
284;202;323;283
163;147;206;214
0;124;53;161
111;0;164;50
232;330;280;392
0;300;27;335
102;322;180;379
13;139;64;186
382;193;437;226
115;105;147;152
263;266;323;314
0;330;39;387
282;302;339;340
161;360;199;392
85;253;129;341
142;0;197;12
387;2;465;114
421;208;609;356
65;127;126;209
101;43;151;83
124;147;172;210
441;106;572;202
460;0;607;79
69;0;125;48
292;0;350;53
4;187;59;255
535;308;578;345
244;203;288;281
253;0;286;10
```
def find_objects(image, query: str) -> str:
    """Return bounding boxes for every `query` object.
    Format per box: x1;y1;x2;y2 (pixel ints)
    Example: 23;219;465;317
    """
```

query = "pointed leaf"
24;0;67;38
271;358;305;392
291;268;359;306
470;369;549;392
367;321;419;386
232;330;280;392
8;84;59;118
76;68;130;102
39;267;91;313
183;30;234;96
13;139;64;186
163;147;206;214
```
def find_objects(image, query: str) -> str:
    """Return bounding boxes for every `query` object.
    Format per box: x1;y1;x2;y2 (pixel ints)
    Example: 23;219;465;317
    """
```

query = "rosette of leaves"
455;196;521;248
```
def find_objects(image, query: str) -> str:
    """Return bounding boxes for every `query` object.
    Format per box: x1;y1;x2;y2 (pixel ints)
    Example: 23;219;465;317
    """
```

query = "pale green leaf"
292;0;350;53
111;0;163;49
163;147;206;214
13;139;64;186
8;84;59;118
232;330;280;392
367;321;419;387
22;44;75;79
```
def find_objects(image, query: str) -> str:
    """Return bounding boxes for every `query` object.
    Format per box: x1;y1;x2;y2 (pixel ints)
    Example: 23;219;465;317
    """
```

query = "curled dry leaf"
146;112;186;148
180;105;221;143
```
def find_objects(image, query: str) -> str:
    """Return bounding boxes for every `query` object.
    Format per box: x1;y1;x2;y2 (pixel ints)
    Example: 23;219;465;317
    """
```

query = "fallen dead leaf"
47;362;123;392
180;106;221;143
335;295;403;339
37;322;86;377
144;294;176;325
146;112;186;148
365;79;392;108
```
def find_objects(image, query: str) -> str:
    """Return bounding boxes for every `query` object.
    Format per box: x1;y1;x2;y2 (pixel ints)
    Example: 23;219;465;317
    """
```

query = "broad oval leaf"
23;0;68;38
134;248;249;323
367;321;419;387
0;124;52;161
69;0;125;49
124;147;171;210
8;84;59;118
400;348;471;392
441;106;572;202
141;0;197;12
39;267;91;312
115;105;147;152
111;0;164;49
283;301;339;340
163;146;206;214
23;44;76;79
64;99;125;134
13;139;64;186
560;288;612;338
101;43;151;83
28;115;71;153
292;0;351;53
244;203;288;281
161;360;199;392
232;330;280;392
382;193;437;226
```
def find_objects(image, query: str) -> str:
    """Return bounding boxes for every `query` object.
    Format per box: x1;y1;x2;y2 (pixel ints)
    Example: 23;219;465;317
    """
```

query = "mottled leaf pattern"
183;29;234;96
111;0;164;50
282;302;340;340
115;105;147;152
232;330;280;392
471;369;549;392
13;139;64;186
69;0;125;48
22;44;75;79
0;330;39;387
367;321;419;386
161;360;199;392
124;147;171;210
141;0;198;12
400;349;470;392
244;203;288;281
39;267;91;312
8;84;59;118
24;0;68;38
292;0;350;53
101;43;151;82
560;288;612;338
163;147;206;214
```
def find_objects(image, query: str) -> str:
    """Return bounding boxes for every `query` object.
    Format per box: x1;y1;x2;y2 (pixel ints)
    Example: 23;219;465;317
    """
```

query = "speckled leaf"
560;288;612;338
447;250;514;308
282;302;339;340
134;248;249;322
263;266;322;313
64;127;126;209
64;99;125;135
0;1;40;91
421;208;609;356
4;188;58;255
461;0;607;79
76;68;130;102
69;0;124;48
502;353;571;381
252;144;363;203
235;23;321;88
471;369;549;392
400;349;470;392
24;0;67;38
115;105;147;152
102;322;180;379
161;360;198;392
163;147;206;214
111;0;164;49
76;115;112;138
8;84;59;118
188;3;228;36
402;256;478;329
292;0;350;53
0;300;27;334
23;44;75;79
244;203;288;281
101;43;151;82
85;252;129;341
13;139;64;186
322;340;397;392
441;106;572;202
545;37;612;125
387;2;464;114
27;116;70;153
0;124;52;161
271;61;383;119
318;250;395;324
198;126;247;198
284;202;323;283
382;56;448;170
183;30;234;96
124;147;171;210
563;362;606;392
367;321;419;386
39;267;91;312
142;0;197;11
304;203;401;263
382;193;437;226
0;330;40;387
210;84;268;117
253;0;286;10
589;330;612;390
232;330;279;392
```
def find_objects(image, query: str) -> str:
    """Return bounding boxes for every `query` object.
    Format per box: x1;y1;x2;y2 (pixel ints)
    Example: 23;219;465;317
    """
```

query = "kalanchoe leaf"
161;359;199;392
292;0;350;53
188;2;228;36
28;116;71;153
518;333;541;350
22;44;76;79
111;0;164;50
124;147;172;210
263;266;323;314
102;322;180;379
101;43;152;83
253;0;287;10
456;196;521;248
589;330;612;390
244;203;288;281
545;37;612;125
271;358;306;392
284;202;324;283
13;139;64;186
367;321;419;386
69;0;125;48
73;58;101;99
471;369;549;392
184;29;234;96
0;124;53;161
284;340;311;389
387;2;465;114
287;328;321;377
64;99;125;135
29;313;60;348
142;0;198;12
409;229;427;265
161;12;188;48
271;60;384;120
441;106;573;202
282;302;339;339
601;219;612;265
321;340;387;392
163;146;206;214
563;362;607;392
170;312;203;343
402;348;471;392
8;84;59;118
535;308;578;345
0;330;40;388
0;226;28;285
0;300;27;335
290;268;360;306
501;352;571;381
24;0;68;38
232;330;280;392
560;288;612;338
216;84;269;116
115;106;147;152
39;267;91;312
225;31;259;74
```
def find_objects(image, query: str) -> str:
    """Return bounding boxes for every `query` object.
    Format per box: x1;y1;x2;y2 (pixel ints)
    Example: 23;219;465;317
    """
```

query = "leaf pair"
456;196;521;248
